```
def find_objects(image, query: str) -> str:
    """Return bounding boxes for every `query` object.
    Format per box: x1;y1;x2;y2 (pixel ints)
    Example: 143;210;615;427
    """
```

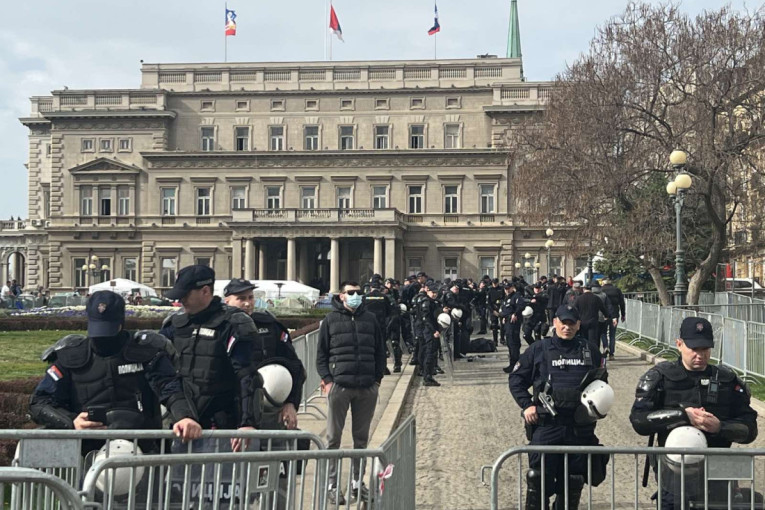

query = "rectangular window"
409;125;425;149
231;186;246;210
410;97;425;109
118;138;132;152
479;256;496;279
123;257;137;281
446;96;461;109
336;187;351;209
372;185;388;209
271;99;285;111
374;125;390;150
43;188;51;218
80;186;93;216
81;138;94;152
408;185;423;214
305;99;319;110
200;100;214;111
235;127;249;151
375;98;389;110
549;256;563;277
117;186;130;216
99;187;111;216
266;186;282;209
161;187;177;216
445;124;461;149
443;257;459;280
196;187;211;216
201;127;215;151
479;184;495;214
195;257;211;267
407;257;422;276
340;126;355;150
304;126;319;151
301;186;317;209
74;258;87;288
235;100;249;111
45;143;51;157
340;98;354;110
270;126;285;151
444;185;458;214
160;257;177;288
99;138;113;152
574;257;589;279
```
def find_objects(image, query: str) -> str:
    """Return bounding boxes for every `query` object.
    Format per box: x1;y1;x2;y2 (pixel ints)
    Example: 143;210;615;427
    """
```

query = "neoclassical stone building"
18;56;587;294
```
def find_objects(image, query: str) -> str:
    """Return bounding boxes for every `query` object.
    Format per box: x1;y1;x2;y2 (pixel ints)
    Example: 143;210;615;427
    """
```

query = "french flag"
329;5;344;42
428;3;440;36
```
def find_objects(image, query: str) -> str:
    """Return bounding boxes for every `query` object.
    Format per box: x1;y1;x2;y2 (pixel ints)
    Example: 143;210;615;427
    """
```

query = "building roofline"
141;57;523;70
140;148;508;160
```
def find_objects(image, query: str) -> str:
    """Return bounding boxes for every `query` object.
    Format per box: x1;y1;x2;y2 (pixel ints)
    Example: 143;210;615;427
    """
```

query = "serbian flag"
225;7;237;36
428;3;440;35
329;5;344;42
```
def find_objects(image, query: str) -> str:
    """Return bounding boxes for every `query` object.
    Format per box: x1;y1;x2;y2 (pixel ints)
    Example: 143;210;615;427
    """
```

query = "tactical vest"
412;293;427;323
536;336;594;414
251;311;281;365
172;304;242;420
53;333;161;429
656;362;737;424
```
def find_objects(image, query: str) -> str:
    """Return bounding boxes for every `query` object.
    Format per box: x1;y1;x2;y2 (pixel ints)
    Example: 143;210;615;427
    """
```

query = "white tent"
89;279;158;298
213;279;320;303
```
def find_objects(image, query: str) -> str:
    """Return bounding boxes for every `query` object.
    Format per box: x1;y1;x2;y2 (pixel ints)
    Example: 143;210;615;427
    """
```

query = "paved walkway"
404;339;765;510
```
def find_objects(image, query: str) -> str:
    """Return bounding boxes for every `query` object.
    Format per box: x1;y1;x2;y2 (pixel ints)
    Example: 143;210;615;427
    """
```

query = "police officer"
443;281;467;359
30;291;202;451
488;279;506;345
363;281;395;374
501;283;524;373
223;278;306;429
629;317;758;509
416;280;442;387
523;284;549;345
474;279;489;335
382;282;405;372
509;305;607;510
165;265;259;452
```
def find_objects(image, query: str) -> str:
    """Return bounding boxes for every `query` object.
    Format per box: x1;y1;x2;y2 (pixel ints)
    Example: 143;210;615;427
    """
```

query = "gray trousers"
326;383;379;487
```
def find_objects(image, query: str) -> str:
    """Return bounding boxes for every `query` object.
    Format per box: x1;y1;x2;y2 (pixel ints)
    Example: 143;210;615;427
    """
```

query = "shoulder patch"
46;365;64;381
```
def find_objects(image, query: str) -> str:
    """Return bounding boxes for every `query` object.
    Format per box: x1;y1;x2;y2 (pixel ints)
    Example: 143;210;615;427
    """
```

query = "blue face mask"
346;293;363;309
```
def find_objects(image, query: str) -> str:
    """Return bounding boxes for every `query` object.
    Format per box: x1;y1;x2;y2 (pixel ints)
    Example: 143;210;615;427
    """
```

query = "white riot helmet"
451;308;463;320
437;313;452;329
522;306;534;319
258;363;294;409
399;303;407;313
580;380;615;419
94;440;144;496
663;426;707;473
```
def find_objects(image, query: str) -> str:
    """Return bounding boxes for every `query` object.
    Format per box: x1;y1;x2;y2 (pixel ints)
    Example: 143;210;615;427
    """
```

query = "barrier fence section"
2;429;325;510
482;445;765;510
292;327;325;418
0;467;84;510
618;298;765;381
1;417;416;510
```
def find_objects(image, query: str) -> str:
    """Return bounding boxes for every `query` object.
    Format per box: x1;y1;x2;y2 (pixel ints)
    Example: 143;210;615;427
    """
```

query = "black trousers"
418;327;439;377
504;321;522;367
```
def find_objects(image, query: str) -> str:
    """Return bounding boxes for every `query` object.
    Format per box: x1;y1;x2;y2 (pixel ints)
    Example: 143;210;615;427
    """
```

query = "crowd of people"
24;265;761;509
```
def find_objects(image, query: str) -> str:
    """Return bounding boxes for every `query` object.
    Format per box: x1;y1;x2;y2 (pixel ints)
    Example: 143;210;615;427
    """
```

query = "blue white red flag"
225;8;237;36
428;4;440;35
329;5;343;42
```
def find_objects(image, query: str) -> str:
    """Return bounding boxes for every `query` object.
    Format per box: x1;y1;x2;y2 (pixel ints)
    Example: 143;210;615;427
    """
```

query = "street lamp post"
514;262;521;277
534;262;541;281
81;254;110;286
524;252;532;281
545;228;555;281
666;150;692;306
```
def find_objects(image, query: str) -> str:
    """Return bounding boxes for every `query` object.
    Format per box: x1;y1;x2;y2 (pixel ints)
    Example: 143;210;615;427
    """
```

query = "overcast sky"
0;0;751;218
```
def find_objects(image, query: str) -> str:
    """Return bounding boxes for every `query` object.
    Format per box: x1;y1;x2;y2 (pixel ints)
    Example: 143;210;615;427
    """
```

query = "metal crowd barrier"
481;445;765;510
292;327;326;419
0;467;84;510
618;298;765;382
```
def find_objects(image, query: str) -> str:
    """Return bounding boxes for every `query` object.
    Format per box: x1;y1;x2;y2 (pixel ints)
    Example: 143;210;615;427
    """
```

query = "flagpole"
434;33;437;60
329;1;333;61
324;0;329;61
224;2;228;63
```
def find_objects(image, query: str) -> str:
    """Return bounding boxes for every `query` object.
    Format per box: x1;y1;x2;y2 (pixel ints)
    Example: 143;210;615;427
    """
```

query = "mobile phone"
87;406;108;424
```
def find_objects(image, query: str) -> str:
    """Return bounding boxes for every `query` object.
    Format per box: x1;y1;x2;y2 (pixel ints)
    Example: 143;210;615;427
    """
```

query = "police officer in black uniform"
382;281;405;372
501;282;524;373
363;281;395;374
629;317;758;509
416;280;442;387
474;279;489;335
509;305;606;510
223;278;306;429
30;291;202;451
443;282;467;359
523;284;549;345
488;279;506;345
165;265;259;452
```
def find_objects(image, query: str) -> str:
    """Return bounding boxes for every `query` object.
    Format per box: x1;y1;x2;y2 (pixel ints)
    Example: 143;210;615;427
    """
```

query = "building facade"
18;57;586;294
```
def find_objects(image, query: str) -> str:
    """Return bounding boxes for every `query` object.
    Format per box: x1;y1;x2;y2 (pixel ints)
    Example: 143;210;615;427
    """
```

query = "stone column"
330;238;340;293
258;242;267;279
232;238;243;278
244;239;255;280
385;238;396;279
374;238;384;276
299;240;310;284
287;238;297;281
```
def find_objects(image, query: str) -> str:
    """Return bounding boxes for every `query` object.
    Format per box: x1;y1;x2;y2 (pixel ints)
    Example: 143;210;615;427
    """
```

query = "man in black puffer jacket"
316;280;386;504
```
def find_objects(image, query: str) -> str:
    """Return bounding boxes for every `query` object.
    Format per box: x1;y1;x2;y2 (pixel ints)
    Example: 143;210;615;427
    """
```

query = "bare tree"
511;3;765;305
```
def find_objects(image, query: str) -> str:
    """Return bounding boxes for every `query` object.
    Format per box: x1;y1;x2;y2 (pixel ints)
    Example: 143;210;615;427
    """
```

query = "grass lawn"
0;330;82;381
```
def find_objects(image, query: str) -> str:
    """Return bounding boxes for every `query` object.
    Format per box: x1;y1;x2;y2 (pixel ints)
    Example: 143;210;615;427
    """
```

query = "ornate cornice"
141;149;507;169
50;119;170;131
